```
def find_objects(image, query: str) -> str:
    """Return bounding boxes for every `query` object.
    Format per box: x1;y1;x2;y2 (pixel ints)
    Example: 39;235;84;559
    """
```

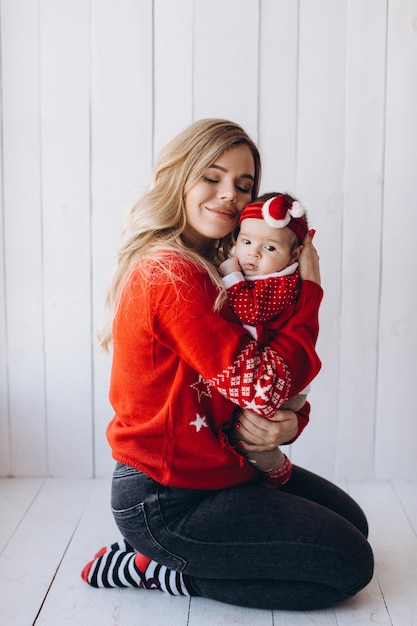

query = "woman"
82;119;373;610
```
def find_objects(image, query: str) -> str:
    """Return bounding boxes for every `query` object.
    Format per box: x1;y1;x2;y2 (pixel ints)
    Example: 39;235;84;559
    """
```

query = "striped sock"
81;540;192;596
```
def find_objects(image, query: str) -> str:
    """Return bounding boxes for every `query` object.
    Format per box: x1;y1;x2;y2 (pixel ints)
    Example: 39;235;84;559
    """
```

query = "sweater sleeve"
135;261;323;418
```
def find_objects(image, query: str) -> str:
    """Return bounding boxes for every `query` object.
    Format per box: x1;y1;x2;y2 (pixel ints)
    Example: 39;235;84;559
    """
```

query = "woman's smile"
204;204;238;221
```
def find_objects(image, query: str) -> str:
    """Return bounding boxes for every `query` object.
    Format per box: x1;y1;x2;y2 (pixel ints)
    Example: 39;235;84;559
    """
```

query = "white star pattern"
190;375;212;402
242;397;275;417
207;343;291;418
242;399;261;412
254;380;272;401
189;413;209;432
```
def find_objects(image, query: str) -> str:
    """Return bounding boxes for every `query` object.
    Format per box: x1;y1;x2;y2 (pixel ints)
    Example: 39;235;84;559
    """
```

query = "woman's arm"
142;253;322;416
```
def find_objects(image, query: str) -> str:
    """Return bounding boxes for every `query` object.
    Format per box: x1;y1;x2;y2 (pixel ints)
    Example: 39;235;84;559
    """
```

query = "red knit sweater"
107;253;323;489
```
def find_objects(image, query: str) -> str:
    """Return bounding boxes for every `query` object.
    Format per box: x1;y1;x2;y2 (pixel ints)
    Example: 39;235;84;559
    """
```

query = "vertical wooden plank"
90;0;154;477
0;2;10;477
193;0;259;141
154;0;194;158
40;0;92;476
258;0;299;193
336;0;387;480
376;0;417;479
292;0;346;480
0;228;8;478
1;0;47;476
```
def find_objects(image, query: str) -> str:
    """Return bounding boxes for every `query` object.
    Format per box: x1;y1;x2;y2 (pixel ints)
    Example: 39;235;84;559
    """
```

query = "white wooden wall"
1;0;416;481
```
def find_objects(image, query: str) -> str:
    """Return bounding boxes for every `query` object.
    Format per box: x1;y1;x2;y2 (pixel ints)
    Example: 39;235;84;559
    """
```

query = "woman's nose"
218;184;236;202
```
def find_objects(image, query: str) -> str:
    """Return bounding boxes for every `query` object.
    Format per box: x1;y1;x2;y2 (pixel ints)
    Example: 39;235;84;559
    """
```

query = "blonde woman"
82;119;373;610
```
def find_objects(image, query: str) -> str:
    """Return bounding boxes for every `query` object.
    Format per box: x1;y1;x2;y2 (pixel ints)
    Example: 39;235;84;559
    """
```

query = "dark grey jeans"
111;463;374;610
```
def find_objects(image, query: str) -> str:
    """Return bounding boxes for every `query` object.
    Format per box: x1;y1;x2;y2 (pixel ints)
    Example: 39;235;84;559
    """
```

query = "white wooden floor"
0;478;416;626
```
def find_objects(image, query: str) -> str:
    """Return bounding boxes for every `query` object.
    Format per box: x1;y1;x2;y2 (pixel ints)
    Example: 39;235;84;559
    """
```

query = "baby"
219;193;313;486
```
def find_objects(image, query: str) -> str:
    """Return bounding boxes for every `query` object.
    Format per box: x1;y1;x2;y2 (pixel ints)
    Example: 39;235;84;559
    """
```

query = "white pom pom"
289;201;305;218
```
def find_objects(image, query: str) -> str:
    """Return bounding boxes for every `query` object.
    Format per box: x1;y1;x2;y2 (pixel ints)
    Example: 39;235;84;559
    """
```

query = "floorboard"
28;479;191;626
0;478;415;625
349;482;417;626
0;478;92;624
188;597;273;626
0;478;44;552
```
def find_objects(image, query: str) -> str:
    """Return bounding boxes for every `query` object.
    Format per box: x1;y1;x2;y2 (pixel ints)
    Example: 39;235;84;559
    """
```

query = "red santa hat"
238;194;308;243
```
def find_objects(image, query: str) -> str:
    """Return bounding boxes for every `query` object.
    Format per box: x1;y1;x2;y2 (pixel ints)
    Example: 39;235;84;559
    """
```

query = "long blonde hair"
100;118;261;349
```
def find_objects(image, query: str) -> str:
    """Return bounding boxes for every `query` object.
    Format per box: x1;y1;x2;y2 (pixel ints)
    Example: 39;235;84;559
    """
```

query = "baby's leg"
229;424;291;487
228;397;307;486
231;428;285;472
280;394;307;412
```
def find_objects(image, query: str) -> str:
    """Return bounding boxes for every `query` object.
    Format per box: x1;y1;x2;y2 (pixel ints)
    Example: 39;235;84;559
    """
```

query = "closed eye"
237;184;252;194
203;175;252;194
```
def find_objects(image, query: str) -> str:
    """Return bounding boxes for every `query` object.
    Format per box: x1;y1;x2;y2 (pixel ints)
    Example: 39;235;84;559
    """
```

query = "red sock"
262;455;293;487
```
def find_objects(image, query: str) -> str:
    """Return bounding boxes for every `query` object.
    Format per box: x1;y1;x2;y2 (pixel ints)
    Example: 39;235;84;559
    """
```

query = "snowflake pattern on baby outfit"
208;343;291;417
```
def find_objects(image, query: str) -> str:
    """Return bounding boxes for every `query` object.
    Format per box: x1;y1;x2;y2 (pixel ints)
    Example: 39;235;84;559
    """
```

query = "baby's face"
235;218;299;276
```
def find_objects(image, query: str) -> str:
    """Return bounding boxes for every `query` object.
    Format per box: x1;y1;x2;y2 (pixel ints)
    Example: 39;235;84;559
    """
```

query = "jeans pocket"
112;501;187;572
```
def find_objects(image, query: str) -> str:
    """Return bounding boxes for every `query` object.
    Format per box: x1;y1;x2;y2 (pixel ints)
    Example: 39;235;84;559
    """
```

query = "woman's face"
183;144;255;251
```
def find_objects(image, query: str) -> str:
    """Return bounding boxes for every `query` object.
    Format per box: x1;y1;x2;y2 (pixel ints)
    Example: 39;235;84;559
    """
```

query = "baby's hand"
219;257;242;277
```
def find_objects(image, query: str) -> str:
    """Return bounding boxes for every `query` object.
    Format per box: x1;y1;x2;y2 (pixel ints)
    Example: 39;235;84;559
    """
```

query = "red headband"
238;195;308;242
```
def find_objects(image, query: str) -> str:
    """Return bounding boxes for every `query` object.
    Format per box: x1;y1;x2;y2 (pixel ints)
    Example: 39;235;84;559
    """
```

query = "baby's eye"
265;245;276;252
242;238;251;245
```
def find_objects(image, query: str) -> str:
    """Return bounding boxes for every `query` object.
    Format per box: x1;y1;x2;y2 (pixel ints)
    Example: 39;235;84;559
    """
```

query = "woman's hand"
298;231;321;285
235;408;299;452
